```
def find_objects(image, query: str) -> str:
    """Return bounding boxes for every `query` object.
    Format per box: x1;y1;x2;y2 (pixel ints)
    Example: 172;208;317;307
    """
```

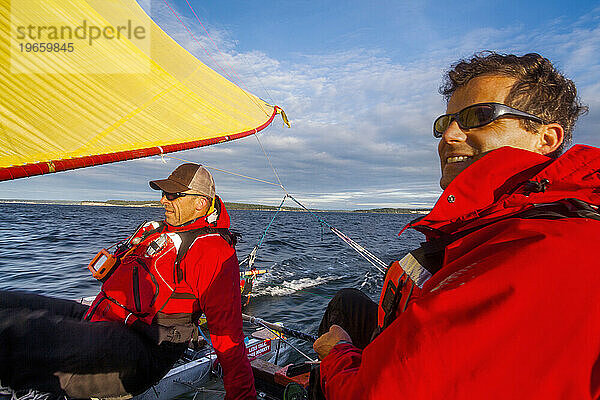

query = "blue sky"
2;0;599;209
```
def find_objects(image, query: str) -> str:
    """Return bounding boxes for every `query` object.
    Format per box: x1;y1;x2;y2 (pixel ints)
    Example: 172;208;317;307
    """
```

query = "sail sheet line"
181;0;277;109
162;0;270;118
164;155;282;188
254;132;286;190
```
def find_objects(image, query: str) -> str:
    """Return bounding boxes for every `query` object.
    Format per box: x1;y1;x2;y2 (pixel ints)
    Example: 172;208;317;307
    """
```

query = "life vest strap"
172;226;237;283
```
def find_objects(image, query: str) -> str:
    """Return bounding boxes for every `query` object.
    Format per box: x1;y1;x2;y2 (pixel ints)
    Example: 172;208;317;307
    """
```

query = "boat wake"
252;276;333;297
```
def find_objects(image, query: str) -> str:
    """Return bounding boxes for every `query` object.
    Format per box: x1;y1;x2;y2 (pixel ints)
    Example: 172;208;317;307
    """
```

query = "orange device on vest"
87;221;148;281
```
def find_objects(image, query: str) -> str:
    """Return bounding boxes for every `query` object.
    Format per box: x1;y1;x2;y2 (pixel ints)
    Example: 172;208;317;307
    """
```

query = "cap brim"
149;179;190;193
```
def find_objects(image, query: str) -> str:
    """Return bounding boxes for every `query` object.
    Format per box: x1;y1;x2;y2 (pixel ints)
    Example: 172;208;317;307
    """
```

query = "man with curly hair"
312;52;599;399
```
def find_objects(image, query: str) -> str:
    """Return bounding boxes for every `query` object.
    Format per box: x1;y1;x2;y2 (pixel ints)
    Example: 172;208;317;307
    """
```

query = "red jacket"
320;145;600;399
87;199;256;399
174;201;256;400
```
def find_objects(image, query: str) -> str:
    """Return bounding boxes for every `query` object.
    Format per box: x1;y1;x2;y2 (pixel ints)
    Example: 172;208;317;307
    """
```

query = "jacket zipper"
133;264;141;312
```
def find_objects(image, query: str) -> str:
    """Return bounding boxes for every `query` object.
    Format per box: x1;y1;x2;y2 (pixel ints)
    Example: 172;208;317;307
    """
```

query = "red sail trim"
0;107;280;182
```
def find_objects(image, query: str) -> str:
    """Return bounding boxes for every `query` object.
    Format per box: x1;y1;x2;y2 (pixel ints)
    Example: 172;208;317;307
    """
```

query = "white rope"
247;246;258;270
157;146;166;163
284;194;388;274
161;154;281;186
330;227;387;274
254;130;286;192
158;139;388;275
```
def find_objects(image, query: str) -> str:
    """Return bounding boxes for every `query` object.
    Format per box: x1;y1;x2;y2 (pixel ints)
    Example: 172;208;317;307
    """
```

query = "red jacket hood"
410;144;600;238
165;195;231;232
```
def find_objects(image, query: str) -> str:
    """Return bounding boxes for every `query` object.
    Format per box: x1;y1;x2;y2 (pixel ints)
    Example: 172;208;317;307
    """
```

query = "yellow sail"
0;0;286;181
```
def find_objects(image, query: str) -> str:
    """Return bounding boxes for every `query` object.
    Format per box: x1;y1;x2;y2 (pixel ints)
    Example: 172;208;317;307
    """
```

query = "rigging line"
241;194;288;269
183;0;277;108
256;195;288;248
182;0;278;107
241;53;276;106
246;110;387;274
161;154;281;187
164;0;270;117
284;194;387;274
330;226;387;269
330;229;387;274
253;320;316;362
254;130;286;191
285;194;333;229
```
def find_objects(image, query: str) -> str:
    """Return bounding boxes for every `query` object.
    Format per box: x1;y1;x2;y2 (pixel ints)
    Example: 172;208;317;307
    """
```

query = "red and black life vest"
84;220;235;328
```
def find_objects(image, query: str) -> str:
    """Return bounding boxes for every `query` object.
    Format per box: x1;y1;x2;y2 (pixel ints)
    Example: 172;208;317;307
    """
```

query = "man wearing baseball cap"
150;163;218;226
0;163;256;400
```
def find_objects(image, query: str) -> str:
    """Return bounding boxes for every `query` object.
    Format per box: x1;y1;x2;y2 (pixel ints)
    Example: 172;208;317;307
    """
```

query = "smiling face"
160;191;209;226
437;75;546;189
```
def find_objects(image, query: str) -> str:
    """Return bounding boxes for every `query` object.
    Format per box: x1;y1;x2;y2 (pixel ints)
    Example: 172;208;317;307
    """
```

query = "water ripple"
1;203;423;361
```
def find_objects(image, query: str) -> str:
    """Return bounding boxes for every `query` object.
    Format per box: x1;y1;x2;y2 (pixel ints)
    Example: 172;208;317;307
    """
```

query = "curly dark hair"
440;51;588;157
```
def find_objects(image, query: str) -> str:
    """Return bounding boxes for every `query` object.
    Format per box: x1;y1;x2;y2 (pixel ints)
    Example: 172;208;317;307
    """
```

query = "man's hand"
313;324;352;360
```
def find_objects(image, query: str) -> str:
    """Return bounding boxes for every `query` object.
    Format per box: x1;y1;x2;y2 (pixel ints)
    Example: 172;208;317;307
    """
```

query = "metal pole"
242;314;318;343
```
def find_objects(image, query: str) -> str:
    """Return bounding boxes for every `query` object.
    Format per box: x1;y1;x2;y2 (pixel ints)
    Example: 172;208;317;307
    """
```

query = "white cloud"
4;2;598;210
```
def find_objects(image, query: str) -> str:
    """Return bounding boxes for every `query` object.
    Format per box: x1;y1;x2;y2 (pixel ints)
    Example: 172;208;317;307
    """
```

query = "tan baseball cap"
149;163;215;198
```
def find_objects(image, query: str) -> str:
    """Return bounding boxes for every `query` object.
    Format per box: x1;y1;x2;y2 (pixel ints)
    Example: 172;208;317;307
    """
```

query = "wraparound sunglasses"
433;102;545;138
161;191;207;201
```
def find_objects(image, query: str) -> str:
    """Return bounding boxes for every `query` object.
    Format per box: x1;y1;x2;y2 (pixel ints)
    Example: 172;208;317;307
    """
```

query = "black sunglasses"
161;191;207;201
433;102;544;138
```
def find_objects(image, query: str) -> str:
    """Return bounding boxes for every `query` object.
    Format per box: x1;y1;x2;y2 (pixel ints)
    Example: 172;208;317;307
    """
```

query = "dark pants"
0;290;187;397
309;288;378;400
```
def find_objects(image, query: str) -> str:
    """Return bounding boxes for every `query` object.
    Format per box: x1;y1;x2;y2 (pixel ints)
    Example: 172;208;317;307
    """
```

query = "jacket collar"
410;145;600;237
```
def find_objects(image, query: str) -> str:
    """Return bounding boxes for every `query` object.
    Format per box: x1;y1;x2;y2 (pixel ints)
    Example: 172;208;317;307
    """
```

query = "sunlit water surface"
0;203;425;395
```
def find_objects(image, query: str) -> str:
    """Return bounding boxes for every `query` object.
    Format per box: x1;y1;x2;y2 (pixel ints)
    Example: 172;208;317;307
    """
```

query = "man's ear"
195;196;209;212
537;123;564;155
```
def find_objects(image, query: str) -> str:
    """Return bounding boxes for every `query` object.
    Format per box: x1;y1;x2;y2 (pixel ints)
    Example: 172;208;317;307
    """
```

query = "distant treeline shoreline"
0;199;431;214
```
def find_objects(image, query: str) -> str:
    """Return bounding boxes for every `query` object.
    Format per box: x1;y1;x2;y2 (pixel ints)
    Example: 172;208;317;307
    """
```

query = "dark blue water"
0;203;424;363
